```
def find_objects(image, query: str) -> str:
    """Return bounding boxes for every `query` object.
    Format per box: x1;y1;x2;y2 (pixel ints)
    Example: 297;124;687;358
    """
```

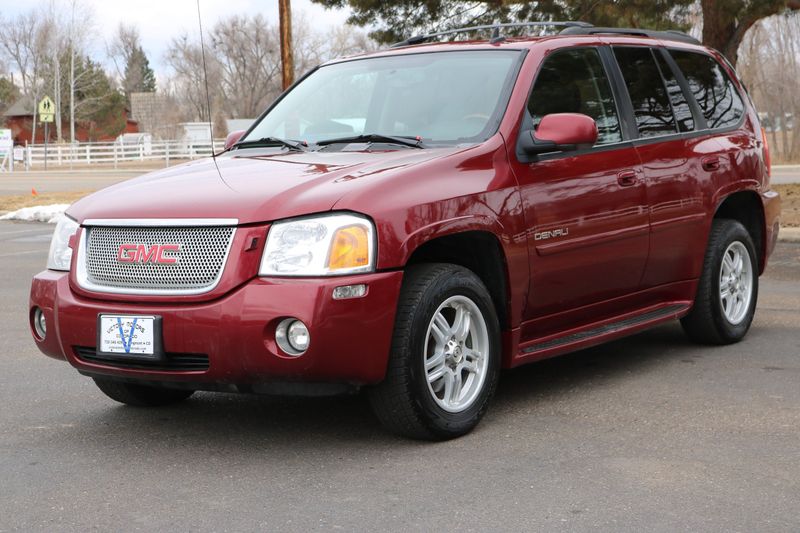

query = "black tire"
93;378;194;407
681;219;759;345
369;263;501;440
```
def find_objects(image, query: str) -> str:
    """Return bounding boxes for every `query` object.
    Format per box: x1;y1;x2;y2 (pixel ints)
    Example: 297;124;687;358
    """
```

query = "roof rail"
391;21;593;48
559;26;700;45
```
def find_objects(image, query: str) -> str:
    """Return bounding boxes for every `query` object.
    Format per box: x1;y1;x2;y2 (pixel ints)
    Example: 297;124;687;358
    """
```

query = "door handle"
617;170;638;187
702;156;721;172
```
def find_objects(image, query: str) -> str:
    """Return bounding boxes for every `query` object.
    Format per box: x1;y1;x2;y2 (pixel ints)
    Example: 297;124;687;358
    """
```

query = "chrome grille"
81;224;235;294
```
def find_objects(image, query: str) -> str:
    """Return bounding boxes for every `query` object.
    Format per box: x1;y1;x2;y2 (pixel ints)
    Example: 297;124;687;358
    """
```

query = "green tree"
314;0;800;65
56;55;127;140
123;46;157;99
311;0;694;45
109;24;156;106
701;0;800;65
0;76;21;115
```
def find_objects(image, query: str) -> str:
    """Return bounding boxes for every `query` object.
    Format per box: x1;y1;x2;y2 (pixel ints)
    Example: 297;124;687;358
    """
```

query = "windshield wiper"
315;134;425;149
234;137;307;151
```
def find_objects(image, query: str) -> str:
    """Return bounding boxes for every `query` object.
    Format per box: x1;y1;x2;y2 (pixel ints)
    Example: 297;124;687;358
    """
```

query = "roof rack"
559;26;700;45
391;21;593;48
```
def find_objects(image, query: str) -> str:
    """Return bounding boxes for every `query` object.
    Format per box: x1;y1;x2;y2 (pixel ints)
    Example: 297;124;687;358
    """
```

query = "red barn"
2;97;138;145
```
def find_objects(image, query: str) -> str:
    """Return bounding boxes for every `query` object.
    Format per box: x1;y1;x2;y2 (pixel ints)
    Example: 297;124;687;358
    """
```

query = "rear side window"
528;48;622;145
653;51;694;132
613;47;677;138
669;50;745;129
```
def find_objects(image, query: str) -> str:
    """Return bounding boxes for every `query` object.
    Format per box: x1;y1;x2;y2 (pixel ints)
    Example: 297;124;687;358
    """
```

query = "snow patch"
0;204;70;224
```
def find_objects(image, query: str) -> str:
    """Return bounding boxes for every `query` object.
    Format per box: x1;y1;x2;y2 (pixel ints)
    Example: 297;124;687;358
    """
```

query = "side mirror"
519;113;598;156
224;130;246;151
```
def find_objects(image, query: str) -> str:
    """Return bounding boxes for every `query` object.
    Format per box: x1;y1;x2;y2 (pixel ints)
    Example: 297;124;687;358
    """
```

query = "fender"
398;214;511;266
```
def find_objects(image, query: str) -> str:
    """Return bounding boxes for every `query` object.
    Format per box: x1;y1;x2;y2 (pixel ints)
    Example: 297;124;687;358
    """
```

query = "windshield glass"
241;50;522;147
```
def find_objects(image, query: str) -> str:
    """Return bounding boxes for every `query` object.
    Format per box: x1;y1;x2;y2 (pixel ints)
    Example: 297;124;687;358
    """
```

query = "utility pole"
69;0;77;144
279;0;294;91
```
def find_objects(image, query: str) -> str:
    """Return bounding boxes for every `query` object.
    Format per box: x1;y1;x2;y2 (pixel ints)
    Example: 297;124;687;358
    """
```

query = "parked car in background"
30;23;780;440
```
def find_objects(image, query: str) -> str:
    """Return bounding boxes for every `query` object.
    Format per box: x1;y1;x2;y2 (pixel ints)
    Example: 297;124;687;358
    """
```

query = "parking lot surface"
1;220;798;532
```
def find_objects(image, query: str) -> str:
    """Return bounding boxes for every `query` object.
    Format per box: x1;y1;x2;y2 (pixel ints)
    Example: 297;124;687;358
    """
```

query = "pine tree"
122;46;156;105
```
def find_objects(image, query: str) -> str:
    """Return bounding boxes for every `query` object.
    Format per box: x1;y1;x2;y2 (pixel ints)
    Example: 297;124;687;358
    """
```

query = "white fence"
17;139;227;169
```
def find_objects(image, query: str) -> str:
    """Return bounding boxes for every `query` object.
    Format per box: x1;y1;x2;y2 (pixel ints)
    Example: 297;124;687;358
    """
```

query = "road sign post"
38;96;55;171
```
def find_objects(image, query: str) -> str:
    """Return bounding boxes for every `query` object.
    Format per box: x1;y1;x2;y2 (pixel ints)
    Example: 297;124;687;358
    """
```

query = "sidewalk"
771;165;800;185
780;227;800;242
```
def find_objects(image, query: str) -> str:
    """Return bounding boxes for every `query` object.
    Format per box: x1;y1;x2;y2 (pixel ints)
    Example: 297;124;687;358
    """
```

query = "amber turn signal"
327;224;370;271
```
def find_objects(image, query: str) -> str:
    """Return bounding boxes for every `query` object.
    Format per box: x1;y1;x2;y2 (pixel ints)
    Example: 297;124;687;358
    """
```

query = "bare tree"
165;12;376;124
210;14;283;118
738;12;800;162
165;34;223;122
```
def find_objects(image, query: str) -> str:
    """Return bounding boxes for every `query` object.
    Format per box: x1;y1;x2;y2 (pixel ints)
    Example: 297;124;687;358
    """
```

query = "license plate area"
96;314;164;360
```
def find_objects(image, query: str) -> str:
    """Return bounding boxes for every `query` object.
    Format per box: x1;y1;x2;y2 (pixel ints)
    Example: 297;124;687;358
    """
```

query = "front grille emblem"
117;243;181;264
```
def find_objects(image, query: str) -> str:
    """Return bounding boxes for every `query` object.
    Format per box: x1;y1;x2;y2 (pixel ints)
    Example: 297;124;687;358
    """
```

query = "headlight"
260;213;375;276
47;215;79;271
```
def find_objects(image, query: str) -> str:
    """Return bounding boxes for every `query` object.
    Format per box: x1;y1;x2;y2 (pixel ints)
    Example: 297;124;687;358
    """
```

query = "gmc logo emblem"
117;244;180;264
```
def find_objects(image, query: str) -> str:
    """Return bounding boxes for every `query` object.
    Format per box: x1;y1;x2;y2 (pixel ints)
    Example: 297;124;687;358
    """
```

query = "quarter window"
613;47;677;138
527;48;622;145
669;50;745;129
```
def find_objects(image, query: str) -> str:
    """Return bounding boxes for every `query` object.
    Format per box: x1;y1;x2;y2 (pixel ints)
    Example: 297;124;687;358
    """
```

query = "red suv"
29;24;781;440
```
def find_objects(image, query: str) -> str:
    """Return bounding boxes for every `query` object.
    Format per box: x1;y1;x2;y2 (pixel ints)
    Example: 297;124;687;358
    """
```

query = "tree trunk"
55;58;62;142
279;0;294;91
702;0;800;66
701;0;743;64
70;44;75;143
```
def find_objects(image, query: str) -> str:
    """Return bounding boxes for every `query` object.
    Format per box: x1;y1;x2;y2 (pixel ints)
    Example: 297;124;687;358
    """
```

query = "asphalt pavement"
1;220;799;532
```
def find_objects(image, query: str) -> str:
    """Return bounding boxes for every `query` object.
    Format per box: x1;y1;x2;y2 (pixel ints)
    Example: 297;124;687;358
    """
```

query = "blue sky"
2;0;352;76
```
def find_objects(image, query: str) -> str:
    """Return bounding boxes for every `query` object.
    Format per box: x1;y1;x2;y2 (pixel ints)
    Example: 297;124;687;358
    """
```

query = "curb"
779;227;800;243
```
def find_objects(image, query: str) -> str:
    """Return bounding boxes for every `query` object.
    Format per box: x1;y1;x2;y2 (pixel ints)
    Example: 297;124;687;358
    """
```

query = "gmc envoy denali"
29;23;781;439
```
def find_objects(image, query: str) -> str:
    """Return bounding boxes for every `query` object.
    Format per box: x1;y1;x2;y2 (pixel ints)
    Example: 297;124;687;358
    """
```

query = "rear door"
611;47;749;289
510;47;650;324
610;46;711;288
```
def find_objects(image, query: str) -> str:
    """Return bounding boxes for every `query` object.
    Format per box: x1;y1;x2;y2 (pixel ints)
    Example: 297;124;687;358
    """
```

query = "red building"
2;97;139;145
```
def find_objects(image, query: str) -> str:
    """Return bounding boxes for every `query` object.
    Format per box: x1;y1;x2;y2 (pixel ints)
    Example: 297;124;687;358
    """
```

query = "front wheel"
93;378;194;407
369;263;501;440
681;219;759;345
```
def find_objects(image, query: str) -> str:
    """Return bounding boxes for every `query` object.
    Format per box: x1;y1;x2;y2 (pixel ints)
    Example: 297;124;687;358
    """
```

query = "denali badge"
117;243;180;264
534;228;569;241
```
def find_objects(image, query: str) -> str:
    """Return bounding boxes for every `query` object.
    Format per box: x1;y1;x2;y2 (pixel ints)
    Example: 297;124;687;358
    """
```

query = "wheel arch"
713;189;766;273
404;228;512;333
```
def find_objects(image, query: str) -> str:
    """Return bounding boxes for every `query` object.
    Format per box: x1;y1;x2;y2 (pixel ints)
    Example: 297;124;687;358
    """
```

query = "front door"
511;47;650;330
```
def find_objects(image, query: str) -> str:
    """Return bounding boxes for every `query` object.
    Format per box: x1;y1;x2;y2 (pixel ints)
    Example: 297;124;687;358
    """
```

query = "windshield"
241;50;522;147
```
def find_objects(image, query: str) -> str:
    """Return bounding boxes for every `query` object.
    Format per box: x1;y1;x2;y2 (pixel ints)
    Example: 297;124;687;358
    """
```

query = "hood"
67;147;465;224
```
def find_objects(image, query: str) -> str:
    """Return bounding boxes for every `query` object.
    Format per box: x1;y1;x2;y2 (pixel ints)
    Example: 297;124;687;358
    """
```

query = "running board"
520;303;689;356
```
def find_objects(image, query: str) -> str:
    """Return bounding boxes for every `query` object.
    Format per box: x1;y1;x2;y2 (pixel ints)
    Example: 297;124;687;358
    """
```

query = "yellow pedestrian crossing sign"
38;95;55;123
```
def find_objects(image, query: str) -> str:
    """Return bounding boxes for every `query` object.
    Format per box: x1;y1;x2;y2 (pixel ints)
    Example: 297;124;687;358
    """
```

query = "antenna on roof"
196;0;224;180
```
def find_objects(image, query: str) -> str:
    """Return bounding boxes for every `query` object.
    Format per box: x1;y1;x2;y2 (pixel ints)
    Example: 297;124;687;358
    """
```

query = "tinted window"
614;47;677;138
654;51;694;132
528;48;622;145
670;50;745;129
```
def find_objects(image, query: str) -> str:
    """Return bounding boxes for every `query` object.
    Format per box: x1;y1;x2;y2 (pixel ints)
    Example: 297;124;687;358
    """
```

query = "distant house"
130;92;168;136
2;97;139;144
226;118;255;135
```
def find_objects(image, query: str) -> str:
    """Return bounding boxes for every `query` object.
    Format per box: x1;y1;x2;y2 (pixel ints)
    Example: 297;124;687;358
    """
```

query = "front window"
526;48;623;145
242;50;522;146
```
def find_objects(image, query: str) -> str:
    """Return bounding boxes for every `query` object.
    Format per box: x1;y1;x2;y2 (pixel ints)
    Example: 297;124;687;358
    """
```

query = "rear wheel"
369;263;501;440
93;378;194;407
681;219;758;345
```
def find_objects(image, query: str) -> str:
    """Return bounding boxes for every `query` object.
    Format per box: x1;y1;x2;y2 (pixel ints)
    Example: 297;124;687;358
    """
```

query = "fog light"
33;307;47;340
332;284;367;300
276;318;309;356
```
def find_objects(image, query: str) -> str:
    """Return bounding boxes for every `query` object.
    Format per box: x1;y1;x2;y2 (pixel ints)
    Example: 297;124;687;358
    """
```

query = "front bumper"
29;270;404;388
